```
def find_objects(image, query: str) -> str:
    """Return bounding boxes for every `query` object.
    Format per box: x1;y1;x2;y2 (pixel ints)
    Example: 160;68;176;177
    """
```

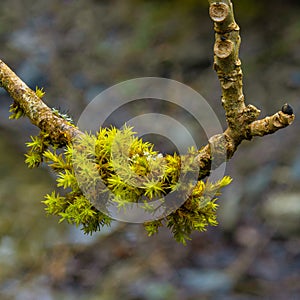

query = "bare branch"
250;110;294;137
195;1;295;172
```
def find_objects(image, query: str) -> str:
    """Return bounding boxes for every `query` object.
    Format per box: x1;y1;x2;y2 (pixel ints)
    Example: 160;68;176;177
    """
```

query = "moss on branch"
0;1;295;244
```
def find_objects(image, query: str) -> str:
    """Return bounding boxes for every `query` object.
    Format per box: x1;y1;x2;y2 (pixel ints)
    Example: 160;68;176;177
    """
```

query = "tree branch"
0;1;295;179
0;0;295;243
250;109;294;137
0;60;82;145
196;0;295;172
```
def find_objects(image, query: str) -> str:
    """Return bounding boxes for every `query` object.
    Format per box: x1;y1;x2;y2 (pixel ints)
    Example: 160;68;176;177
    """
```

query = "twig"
196;1;294;172
0;60;82;145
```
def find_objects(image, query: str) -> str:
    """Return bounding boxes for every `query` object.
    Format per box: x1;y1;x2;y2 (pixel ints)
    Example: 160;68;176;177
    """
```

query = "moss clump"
25;125;231;244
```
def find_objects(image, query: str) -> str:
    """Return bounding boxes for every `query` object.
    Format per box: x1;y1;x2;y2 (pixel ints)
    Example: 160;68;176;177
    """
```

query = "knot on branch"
241;104;261;124
209;2;229;22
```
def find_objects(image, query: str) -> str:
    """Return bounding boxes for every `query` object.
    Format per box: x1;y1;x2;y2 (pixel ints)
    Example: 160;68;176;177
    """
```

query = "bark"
0;60;82;145
196;1;294;176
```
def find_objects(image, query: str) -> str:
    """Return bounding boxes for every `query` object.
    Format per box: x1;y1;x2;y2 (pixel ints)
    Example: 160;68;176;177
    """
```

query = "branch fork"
195;1;295;172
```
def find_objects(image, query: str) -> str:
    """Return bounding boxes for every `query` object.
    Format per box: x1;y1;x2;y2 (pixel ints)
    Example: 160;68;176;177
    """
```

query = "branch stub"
209;3;229;22
214;39;234;58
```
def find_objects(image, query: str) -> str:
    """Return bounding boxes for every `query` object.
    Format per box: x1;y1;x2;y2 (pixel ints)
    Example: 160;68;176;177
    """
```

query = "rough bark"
196;1;294;176
0;60;82;145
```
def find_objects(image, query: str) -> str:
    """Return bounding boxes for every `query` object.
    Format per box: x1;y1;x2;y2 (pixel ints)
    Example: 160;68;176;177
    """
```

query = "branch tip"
281;103;294;116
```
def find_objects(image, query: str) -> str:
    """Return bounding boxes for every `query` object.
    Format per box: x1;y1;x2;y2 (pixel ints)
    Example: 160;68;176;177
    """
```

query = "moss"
25;124;231;244
35;86;46;98
9;100;25;119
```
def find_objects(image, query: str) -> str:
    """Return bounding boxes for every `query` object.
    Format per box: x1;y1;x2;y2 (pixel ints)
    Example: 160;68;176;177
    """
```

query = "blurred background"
1;0;300;299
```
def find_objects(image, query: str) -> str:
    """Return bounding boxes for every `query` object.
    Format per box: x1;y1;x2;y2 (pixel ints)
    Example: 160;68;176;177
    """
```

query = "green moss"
51;107;74;125
25;124;231;244
35;86;46;98
25;131;51;168
9;101;25;119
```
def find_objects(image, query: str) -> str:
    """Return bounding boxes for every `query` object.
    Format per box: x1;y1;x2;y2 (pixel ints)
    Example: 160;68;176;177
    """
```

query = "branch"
196;0;295;170
0;60;82;145
250;108;294;137
0;1;295;177
0;1;295;243
0;2;295;176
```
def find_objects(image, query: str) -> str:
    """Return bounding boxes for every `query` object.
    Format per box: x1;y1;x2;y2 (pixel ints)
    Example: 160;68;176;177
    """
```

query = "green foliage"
25;125;231;244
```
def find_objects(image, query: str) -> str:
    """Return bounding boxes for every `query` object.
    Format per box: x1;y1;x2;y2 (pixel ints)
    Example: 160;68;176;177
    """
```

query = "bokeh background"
1;0;300;299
